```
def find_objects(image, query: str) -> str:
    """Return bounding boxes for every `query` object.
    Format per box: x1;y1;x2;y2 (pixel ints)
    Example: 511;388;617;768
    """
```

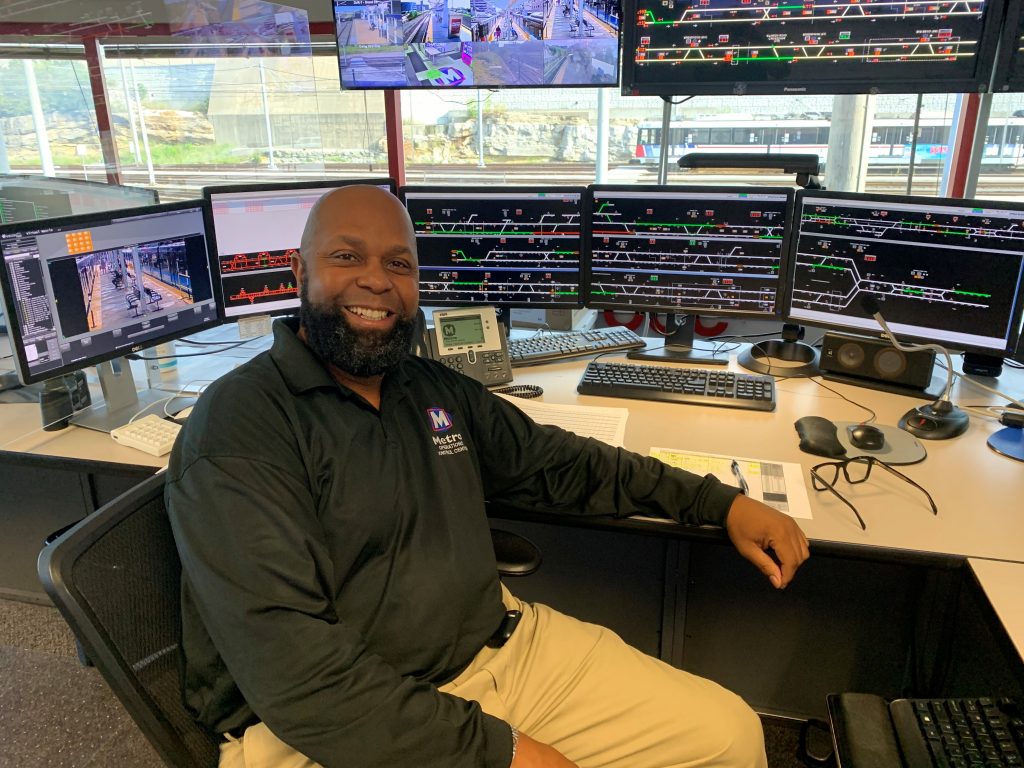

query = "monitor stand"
71;358;169;433
738;323;820;377
627;314;728;366
493;305;513;338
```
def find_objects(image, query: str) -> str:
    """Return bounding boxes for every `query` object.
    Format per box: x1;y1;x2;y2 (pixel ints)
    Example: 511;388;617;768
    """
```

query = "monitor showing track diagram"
204;179;395;320
785;191;1024;355
585;186;794;316
620;0;1006;96
401;186;584;307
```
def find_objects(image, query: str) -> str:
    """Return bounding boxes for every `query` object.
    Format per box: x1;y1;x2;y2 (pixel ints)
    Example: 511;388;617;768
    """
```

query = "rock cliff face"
1;109;215;161
407;112;637;163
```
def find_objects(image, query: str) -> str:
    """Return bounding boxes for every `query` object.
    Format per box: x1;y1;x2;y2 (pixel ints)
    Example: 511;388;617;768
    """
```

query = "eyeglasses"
809;456;938;530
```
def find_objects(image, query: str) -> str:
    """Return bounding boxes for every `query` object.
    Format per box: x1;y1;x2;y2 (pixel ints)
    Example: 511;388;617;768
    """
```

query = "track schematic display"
404;189;583;307
787;194;1024;353
587;188;793;316
623;0;999;95
206;182;393;319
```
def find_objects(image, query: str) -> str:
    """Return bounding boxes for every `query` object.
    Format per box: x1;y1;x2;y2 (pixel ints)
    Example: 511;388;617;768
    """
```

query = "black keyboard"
577;361;776;412
892;697;1023;767
508;327;646;367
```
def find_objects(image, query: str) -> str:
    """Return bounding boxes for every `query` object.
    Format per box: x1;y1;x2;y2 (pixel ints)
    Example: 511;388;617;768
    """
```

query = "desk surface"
507;354;1024;564
970;558;1024;663
3;332;1022;561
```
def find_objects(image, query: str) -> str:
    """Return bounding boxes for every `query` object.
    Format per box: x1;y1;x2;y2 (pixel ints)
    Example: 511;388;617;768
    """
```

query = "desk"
1;338;1022;717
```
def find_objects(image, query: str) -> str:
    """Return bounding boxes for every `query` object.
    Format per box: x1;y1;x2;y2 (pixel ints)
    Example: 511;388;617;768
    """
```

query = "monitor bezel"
0;199;222;386
400;184;588;310
620;0;1008;97
782;188;1024;357
202;177;397;322
583;183;797;319
0;174;160;203
990;0;1024;91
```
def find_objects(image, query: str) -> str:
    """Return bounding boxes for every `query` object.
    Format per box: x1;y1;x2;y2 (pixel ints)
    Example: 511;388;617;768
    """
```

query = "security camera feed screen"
622;0;1000;96
0;205;219;382
333;0;621;88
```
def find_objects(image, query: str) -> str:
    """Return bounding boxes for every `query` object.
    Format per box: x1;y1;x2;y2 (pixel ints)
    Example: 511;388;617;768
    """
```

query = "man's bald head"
299;184;416;266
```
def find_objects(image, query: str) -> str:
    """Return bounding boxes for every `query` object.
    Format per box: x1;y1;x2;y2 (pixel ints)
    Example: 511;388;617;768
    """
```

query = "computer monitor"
784;190;1024;358
620;0;1006;96
584;185;795;363
991;0;1024;91
332;0;621;89
203;179;396;321
0;200;220;431
0;175;158;224
401;185;585;321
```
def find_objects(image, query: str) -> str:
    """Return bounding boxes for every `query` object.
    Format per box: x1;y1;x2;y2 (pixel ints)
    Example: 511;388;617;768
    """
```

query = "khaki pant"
220;587;767;768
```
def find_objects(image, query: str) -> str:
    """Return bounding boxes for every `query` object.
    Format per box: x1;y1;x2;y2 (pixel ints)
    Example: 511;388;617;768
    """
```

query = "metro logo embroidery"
427;407;468;456
427;408;453;432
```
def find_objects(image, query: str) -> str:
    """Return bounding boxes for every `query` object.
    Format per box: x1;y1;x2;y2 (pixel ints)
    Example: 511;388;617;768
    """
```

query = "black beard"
299;284;414;378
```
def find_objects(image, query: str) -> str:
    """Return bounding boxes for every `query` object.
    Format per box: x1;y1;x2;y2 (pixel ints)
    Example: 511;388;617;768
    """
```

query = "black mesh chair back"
38;472;219;768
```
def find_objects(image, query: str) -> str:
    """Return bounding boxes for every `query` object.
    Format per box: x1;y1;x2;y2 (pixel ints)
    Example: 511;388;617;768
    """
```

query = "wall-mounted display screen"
333;0;621;88
621;0;1006;96
991;0;1024;91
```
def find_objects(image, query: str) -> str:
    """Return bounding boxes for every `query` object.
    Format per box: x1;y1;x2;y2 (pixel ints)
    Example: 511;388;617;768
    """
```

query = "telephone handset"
421;306;514;387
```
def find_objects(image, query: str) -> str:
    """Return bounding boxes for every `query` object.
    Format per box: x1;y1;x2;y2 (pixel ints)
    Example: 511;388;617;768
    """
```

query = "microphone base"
899;402;970;440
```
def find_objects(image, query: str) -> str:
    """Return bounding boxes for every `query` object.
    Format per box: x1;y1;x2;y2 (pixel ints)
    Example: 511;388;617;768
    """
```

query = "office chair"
39;473;541;768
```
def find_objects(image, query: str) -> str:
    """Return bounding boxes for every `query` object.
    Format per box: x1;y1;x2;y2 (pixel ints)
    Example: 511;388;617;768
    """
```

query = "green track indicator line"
952;289;991;298
902;288;924;295
812;263;847;271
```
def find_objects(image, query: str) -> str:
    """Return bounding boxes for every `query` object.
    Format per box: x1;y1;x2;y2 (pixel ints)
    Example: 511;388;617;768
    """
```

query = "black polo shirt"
166;317;738;768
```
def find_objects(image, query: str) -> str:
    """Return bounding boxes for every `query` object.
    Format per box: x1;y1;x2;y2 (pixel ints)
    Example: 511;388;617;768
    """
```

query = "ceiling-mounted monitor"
332;0;621;88
620;0;1007;96
991;0;1024;90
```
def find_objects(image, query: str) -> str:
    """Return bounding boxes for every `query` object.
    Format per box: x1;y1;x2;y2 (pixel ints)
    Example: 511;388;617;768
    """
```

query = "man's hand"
724;494;809;589
511;731;579;768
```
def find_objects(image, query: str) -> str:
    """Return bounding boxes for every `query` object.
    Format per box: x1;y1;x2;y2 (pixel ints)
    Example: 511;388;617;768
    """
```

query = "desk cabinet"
493;514;1024;720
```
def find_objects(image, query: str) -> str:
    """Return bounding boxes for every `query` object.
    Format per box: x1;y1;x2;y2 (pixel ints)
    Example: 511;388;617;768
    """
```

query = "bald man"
166;185;809;768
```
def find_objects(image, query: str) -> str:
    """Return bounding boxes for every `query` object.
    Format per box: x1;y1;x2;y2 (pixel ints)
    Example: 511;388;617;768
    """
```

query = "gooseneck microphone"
859;296;969;440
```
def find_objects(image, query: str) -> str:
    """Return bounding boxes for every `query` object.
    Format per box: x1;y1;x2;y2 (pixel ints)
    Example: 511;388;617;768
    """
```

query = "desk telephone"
827;692;1023;767
414;307;514;387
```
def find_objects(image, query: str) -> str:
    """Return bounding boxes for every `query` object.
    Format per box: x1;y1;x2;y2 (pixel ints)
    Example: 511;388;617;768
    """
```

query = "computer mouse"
847;424;886;451
171;405;194;423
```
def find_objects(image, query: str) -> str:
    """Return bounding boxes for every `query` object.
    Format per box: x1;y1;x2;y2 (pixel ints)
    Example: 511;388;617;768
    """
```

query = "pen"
731;460;749;496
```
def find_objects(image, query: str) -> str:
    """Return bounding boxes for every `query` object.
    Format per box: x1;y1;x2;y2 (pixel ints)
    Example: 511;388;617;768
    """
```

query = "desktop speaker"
819;332;935;390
